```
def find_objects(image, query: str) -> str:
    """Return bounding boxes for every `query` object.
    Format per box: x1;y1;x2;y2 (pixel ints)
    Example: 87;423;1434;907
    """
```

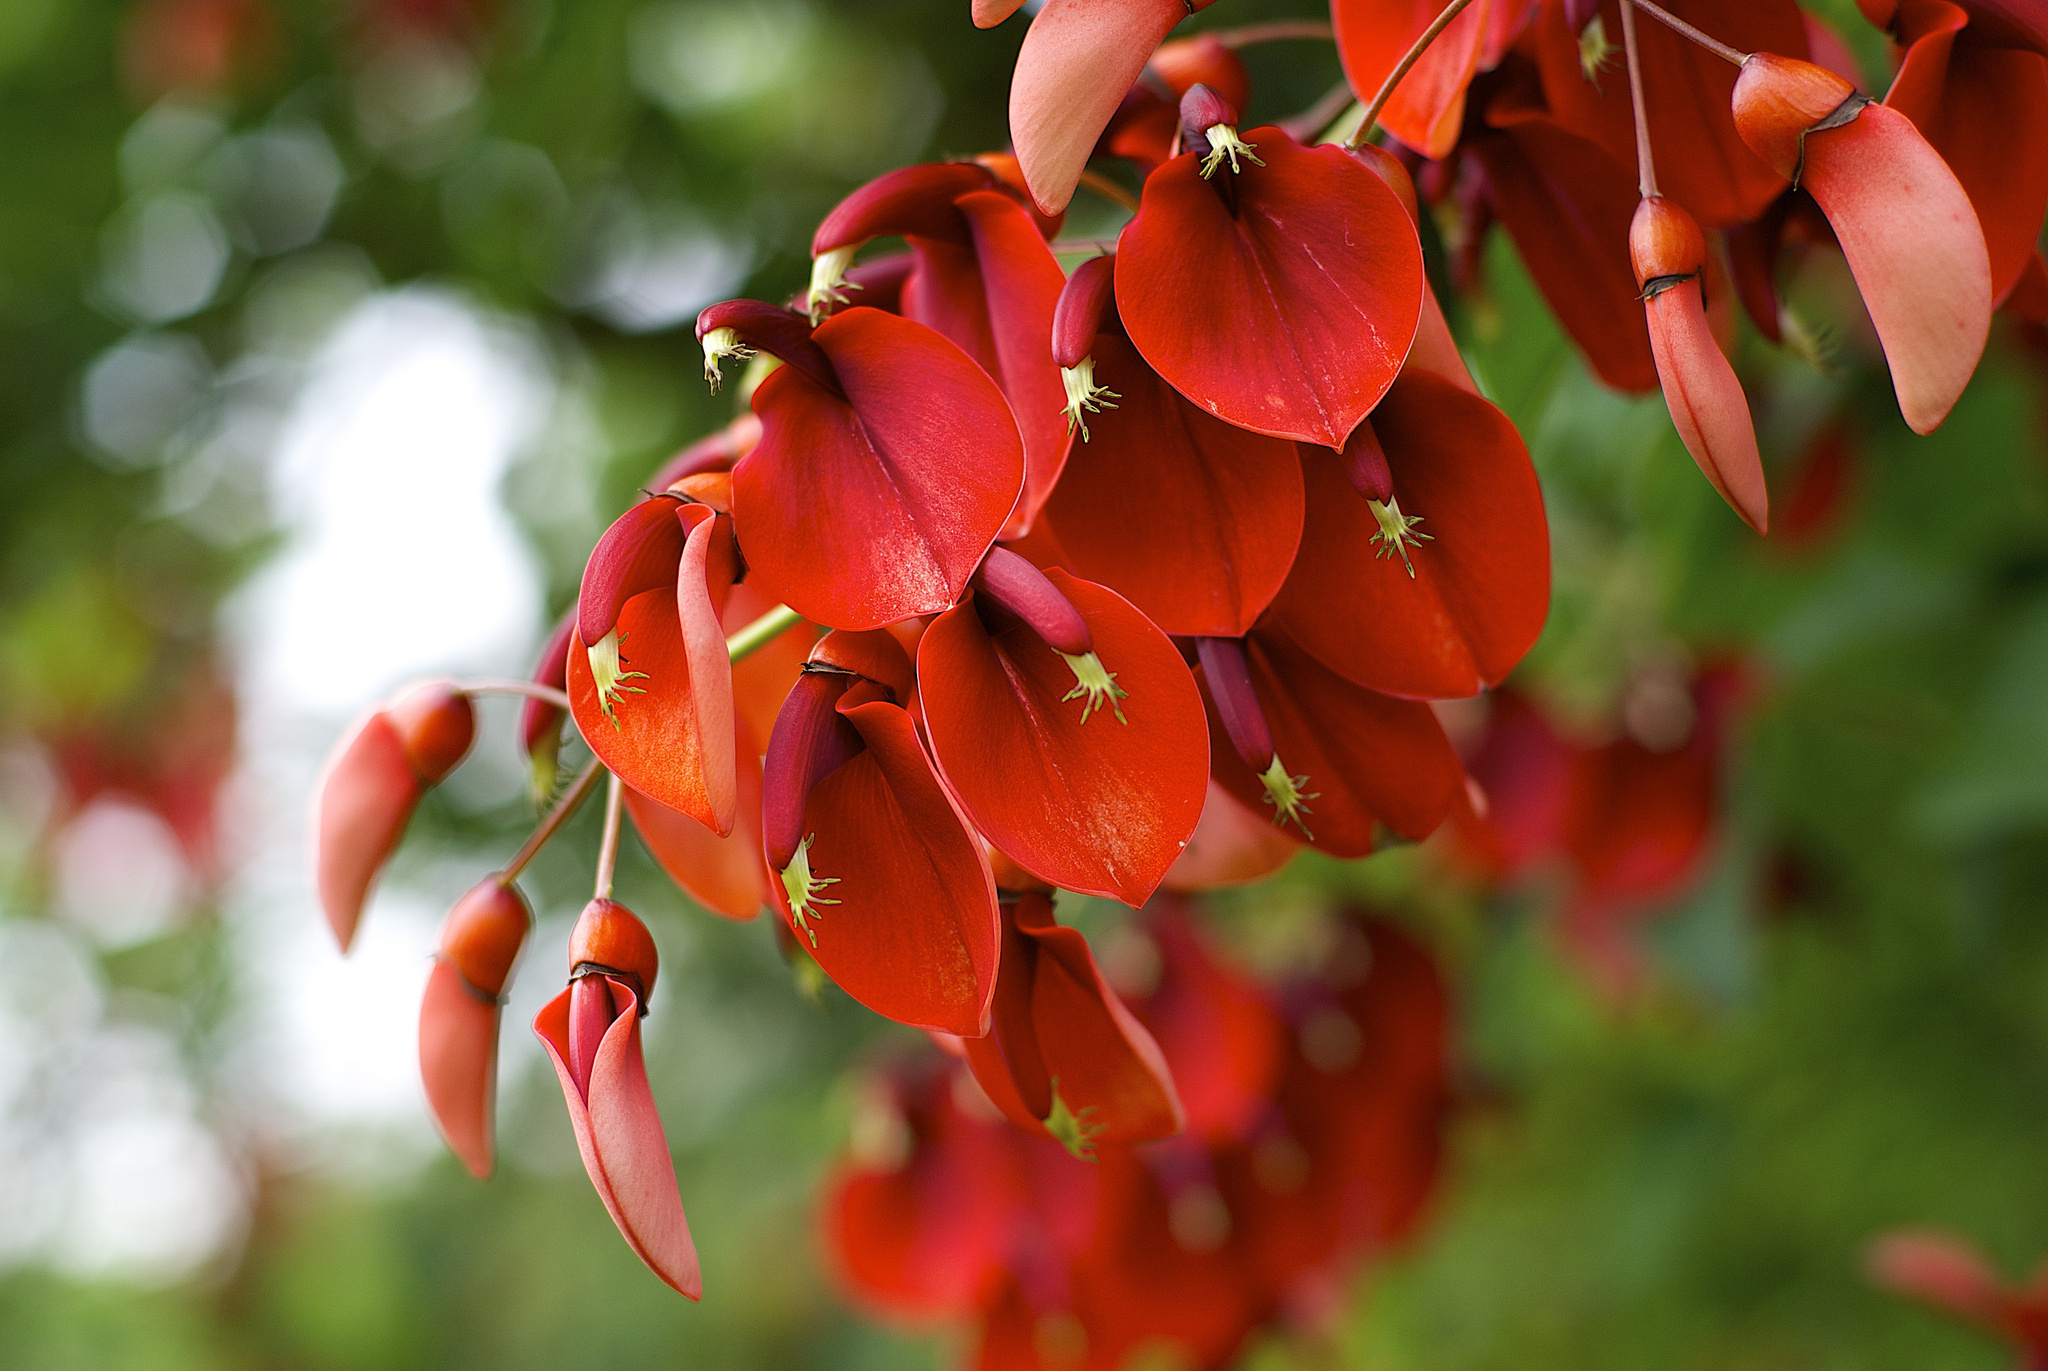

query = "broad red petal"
919;571;1209;906
625;723;767;922
1335;0;1492;157
1262;372;1550;698
735;308;1024;629
1116;132;1424;448
418;957;500;1179
772;698;1000;1036
1531;0;1804;227
1162;780;1304;891
1204;630;1464;859
1644;276;1769;531
312;709;422;953
535;980;702;1298
1038;330;1304;637
1009;0;1190;213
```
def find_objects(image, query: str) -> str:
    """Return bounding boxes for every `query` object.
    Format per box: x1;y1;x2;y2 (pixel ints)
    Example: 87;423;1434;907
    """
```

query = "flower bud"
568;897;659;1007
1730;54;1863;181
385;680;475;784
439;876;531;1000
1629;194;1708;286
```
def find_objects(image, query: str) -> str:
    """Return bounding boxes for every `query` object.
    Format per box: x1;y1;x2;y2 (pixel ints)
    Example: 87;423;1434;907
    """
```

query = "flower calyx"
1052;253;1121;441
1730;54;1871;188
976;547;1127;724
1180;83;1262;179
762;666;870;947
1196;636;1316;838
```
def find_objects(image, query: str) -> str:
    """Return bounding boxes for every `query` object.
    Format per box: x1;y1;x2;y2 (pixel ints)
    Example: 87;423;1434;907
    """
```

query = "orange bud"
384;680;476;784
1730;54;1860;181
439;877;532;999
1630;196;1708;283
674;470;733;512
569;898;660;1006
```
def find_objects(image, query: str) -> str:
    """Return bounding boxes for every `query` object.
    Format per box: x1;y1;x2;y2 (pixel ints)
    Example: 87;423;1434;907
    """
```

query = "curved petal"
1162;780;1304;892
1116;132;1424;448
734;308;1024;629
1204;630;1464;859
567;513;738;833
919;571;1210;906
1009;0;1190;214
1532;0;1803;226
1263;373;1551;698
1800;102;1993;433
625;724;767;922
773;699;1000;1036
1867;1229;2009;1326
535;981;702;1298
1038;330;1305;637
1334;0;1491;158
418;957;500;1179
1644;276;1770;531
312;709;422;953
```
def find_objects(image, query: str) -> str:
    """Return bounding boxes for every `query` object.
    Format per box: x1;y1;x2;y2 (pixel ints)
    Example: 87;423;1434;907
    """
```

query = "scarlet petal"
1116;133;1423;448
919;571;1210;906
1204;631;1464;859
625;726;767;922
1334;0;1491;157
1131;901;1287;1142
1163;780;1304;892
1866;1229;2009;1325
1644;277;1770;531
312;709;423;953
1264;373;1551;698
568;515;738;834
1796;102;1993;433
775;699;1001;1036
1009;0;1190;213
735;308;1024;630
419;957;500;1179
535;980;702;1298
1039;331;1304;637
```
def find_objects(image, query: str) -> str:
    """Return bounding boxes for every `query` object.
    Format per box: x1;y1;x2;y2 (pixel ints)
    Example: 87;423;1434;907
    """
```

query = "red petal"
1884;1;2048;300
1009;0;1190;213
919;571;1210;905
963;897;1184;1148
812;163;999;254
1443;688;1576;884
577;497;687;646
1162;780;1303;892
1204;630;1464;859
1038;331;1304;637
568;513;738;833
1334;0;1491;157
772;699;1000;1036
418;957;500;1179
808;626;918;704
1644;276;1770;531
311;709;423;953
1531;0;1804;227
1867;1229;2010;1326
1263;372;1551;698
625;723;768;922
535;980;702;1298
735;308;1024;629
1131;900;1288;1142
1798;101;1992;433
1116;132;1423;448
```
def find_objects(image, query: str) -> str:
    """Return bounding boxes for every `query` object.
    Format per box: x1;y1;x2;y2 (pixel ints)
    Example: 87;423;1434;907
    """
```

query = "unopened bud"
1731;53;1867;183
439;877;532;1000
386;680;475;784
568;897;659;1008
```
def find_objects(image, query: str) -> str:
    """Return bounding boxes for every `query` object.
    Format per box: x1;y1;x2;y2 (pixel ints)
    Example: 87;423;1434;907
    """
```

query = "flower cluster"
308;0;2033;1306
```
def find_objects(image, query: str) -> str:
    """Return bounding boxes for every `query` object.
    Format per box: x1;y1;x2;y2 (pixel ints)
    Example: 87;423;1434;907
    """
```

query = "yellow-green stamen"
1368;496;1433;578
779;834;840;948
805;246;860;323
1259;755;1318;838
1043;1079;1104;1162
1201;124;1264;178
1060;357;1119;441
1578;14;1618;87
1058;650;1129;724
588;630;649;727
701;326;754;392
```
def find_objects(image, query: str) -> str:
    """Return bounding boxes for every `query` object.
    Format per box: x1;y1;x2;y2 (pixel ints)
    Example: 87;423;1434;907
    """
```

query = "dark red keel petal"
919;571;1209;906
1116;131;1423;449
1263;372;1550;699
1039;330;1304;638
770;698;1000;1036
534;980;702;1298
418;957;501;1179
734;308;1024;630
1204;631;1464;859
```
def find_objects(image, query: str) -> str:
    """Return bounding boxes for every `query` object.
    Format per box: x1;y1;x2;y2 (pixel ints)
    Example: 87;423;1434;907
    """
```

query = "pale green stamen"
1259;755;1318;839
1058;650;1129;725
805;246;860;323
779;835;840;948
1060;357;1119;441
1578;14;1618;87
1368;496;1433;578
701;326;754;393
588;630;649;728
1201;124;1264;178
1043;1079;1104;1162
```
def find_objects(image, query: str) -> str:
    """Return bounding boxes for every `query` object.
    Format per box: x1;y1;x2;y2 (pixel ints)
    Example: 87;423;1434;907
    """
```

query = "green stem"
726;603;804;663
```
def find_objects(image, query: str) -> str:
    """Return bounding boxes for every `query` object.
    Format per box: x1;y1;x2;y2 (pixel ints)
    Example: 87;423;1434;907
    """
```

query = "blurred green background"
1;0;2045;1367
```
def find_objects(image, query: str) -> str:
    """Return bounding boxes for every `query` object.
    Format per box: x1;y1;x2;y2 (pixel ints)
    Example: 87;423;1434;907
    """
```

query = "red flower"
1335;0;1507;158
418;876;529;1178
696;299;1025;630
